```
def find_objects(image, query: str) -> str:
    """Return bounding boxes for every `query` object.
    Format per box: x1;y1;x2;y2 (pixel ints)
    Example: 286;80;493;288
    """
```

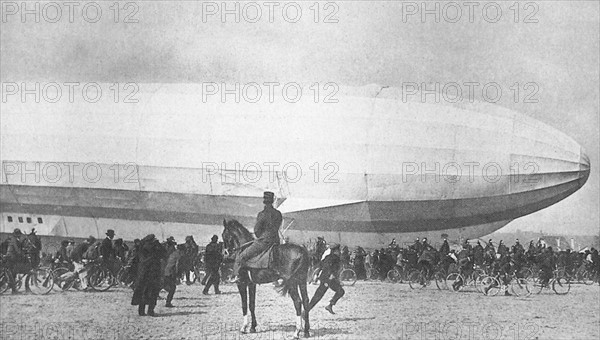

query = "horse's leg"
299;282;311;338
288;283;303;339
237;282;249;333
249;283;257;333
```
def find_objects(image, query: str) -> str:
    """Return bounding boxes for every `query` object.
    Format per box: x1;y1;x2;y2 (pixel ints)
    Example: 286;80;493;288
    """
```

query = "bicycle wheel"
531;277;546;294
580;271;594;286
52;267;71;290
340;268;357;286
88;266;113;292
446;273;463;292
387;269;401;283
27;267;54;295
510;278;531;297
0;268;11;294
117;267;135;288
408;270;425;289
552;277;571;295
480;276;500;296
434;271;447;290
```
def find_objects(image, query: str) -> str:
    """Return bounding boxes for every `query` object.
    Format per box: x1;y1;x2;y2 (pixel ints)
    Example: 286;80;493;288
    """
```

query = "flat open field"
1;280;598;340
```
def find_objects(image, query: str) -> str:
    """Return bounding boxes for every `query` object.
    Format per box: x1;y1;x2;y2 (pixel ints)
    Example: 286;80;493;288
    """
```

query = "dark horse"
222;219;311;338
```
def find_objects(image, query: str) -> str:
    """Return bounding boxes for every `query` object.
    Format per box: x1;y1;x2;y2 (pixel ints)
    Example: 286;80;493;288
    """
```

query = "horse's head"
222;219;236;253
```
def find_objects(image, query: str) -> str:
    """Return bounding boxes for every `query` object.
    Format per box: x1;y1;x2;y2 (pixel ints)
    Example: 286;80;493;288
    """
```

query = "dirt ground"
1;280;598;340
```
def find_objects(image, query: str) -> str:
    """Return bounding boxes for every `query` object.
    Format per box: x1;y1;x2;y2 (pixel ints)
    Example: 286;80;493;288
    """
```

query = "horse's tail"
277;245;310;297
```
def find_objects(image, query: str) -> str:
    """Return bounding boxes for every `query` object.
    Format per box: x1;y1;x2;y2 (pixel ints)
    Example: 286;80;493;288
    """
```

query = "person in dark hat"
163;244;185;307
54;240;71;266
5;229;25;293
132;234;167;316
101;229;116;267
234;191;282;280
308;243;345;314
203;235;223;294
163;236;177;258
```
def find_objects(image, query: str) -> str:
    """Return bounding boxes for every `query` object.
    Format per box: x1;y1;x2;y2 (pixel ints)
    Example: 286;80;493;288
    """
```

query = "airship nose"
579;148;591;186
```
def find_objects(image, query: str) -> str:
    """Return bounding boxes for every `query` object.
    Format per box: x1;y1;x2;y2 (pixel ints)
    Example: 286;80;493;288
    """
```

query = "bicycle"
479;272;532;297
532;269;571;295
339;264;357;286
86;258;116;292
447;267;485;292
0;258;54;295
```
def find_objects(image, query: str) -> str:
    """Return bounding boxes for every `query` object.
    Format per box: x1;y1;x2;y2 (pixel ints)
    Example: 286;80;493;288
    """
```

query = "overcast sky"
1;1;598;235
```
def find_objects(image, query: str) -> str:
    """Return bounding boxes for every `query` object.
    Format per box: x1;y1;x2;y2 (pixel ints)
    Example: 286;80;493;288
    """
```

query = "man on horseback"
233;191;282;281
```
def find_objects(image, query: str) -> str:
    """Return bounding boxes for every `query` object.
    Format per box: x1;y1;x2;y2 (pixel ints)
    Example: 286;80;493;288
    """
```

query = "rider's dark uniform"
309;244;345;314
235;192;282;274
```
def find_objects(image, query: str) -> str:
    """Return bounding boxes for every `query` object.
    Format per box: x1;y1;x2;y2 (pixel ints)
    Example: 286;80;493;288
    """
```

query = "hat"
13;228;22;235
87;236;96;243
166;236;176;243
329;243;340;251
211;235;218;241
263;191;275;203
106;229;115;236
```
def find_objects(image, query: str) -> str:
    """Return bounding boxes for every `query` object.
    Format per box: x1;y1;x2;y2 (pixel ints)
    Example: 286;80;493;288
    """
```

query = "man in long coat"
203;235;223;294
131;234;167;316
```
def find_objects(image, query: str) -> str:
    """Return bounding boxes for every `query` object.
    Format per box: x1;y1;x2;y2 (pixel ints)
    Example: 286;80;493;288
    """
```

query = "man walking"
203;235;222;295
163;244;184;307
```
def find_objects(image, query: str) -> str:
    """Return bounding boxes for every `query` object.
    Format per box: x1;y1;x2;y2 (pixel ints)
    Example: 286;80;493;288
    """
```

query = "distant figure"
23;228;42;267
70;236;96;290
163;244;184;307
5;229;25;293
203;235;222;295
439;239;450;255
308;243;345;314
183;236;199;285
101;229;116;263
131;234;167;316
114;238;129;264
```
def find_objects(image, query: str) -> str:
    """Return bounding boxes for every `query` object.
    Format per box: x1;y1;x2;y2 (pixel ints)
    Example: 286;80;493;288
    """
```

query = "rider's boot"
147;304;157;317
325;304;335;315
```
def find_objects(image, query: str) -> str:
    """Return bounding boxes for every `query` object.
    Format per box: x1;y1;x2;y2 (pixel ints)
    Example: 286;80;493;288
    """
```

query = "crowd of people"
0;227;225;315
318;236;600;293
2;221;599;315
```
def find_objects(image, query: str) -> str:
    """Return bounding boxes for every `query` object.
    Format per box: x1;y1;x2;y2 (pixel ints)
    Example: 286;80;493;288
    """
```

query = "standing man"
183;236;199;285
5;229;25;294
234;191;282;279
131;234;167;316
203;235;222;295
308;243;345;314
163;244;184;307
101;230;115;264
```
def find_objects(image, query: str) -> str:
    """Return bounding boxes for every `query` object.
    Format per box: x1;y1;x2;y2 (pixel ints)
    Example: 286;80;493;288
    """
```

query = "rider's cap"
106;229;115;236
167;236;175;243
263;191;275;203
13;228;22;235
211;235;218;241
